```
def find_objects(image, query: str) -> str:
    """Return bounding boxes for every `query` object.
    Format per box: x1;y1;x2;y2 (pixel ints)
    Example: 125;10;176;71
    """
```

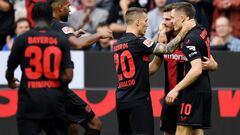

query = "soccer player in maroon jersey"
5;2;73;135
164;2;215;135
113;7;196;135
149;3;218;135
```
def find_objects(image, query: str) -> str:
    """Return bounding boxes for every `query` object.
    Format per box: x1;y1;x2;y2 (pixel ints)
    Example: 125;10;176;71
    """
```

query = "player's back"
182;24;211;93
113;33;156;103
11;26;72;119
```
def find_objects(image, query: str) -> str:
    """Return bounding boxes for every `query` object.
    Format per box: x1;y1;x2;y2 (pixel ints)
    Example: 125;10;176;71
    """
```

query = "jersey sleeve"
182;36;201;62
7;35;25;71
59;36;74;69
138;37;157;54
54;22;75;39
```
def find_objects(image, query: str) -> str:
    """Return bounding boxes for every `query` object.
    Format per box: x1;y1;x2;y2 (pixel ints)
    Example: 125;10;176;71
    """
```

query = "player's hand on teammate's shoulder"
98;29;113;39
165;89;179;105
8;78;20;89
182;18;196;33
202;56;218;71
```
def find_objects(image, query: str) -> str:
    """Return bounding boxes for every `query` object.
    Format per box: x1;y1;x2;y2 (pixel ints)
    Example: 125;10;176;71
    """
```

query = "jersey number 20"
114;50;136;81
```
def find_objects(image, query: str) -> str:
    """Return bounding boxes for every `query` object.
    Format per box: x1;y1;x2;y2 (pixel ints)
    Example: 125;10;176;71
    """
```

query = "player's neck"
35;21;49;28
126;27;140;37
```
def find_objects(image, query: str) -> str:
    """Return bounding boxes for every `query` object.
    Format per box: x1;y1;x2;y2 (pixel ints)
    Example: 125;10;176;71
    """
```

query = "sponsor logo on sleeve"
186;46;196;51
62;27;74;34
143;39;154;47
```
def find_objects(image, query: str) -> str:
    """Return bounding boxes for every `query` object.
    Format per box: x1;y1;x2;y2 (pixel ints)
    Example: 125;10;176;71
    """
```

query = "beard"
60;14;69;22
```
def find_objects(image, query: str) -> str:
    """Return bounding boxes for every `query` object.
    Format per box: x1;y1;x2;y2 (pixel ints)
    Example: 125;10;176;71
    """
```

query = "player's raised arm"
153;19;196;54
68;29;113;49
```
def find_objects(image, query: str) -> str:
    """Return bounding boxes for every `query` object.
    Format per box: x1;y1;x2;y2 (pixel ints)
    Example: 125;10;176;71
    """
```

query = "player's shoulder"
188;24;206;36
119;33;138;41
49;30;69;43
140;37;155;48
51;19;74;34
185;29;201;42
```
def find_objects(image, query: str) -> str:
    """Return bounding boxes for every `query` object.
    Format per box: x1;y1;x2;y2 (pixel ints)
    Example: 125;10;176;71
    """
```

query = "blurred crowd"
0;0;240;52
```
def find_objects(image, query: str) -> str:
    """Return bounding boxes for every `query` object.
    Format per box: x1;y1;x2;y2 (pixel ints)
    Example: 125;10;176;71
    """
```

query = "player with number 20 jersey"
114;32;156;134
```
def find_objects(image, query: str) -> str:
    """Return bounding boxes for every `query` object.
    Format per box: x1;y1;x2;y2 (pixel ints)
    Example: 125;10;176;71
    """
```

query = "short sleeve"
59;36;74;69
138;37;157;54
182;37;201;62
52;21;75;39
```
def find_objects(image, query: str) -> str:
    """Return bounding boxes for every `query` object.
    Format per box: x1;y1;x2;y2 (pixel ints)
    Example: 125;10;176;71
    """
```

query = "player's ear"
136;19;140;26
181;15;188;23
185;17;190;21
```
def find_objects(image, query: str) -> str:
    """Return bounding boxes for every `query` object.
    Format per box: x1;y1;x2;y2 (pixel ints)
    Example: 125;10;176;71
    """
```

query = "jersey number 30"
24;46;62;80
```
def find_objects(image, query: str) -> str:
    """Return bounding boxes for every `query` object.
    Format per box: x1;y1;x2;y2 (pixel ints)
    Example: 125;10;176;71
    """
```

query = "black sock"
84;128;100;135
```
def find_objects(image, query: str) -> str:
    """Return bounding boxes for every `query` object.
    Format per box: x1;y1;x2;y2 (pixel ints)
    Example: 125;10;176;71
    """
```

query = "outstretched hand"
98;29;113;39
202;56;218;71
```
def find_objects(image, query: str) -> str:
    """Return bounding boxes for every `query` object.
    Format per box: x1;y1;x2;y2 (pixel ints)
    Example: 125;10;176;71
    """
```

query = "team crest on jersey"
62;27;74;34
143;39;154;47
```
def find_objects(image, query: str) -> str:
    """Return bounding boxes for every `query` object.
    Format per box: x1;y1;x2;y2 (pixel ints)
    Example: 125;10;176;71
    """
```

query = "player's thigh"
192;129;204;135
42;117;69;135
176;125;192;135
160;102;178;134
64;89;95;124
129;99;154;135
17;118;42;135
117;107;132;135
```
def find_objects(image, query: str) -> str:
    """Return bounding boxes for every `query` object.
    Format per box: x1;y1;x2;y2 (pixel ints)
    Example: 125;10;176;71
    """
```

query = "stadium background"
0;51;239;135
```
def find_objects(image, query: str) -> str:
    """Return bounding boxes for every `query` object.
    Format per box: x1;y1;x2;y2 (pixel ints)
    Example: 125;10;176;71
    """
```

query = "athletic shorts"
177;92;212;129
64;89;95;124
160;100;178;134
17;117;69;135
116;97;154;135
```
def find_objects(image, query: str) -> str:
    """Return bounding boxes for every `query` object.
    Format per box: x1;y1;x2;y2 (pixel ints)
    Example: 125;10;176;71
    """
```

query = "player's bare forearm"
149;56;163;76
153;28;189;54
5;69;19;89
5;69;14;82
60;68;73;86
173;59;202;92
153;35;181;54
69;34;100;49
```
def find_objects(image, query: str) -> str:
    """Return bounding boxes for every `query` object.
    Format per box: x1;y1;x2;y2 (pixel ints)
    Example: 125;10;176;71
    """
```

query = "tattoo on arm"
153;28;188;54
153;35;182;54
